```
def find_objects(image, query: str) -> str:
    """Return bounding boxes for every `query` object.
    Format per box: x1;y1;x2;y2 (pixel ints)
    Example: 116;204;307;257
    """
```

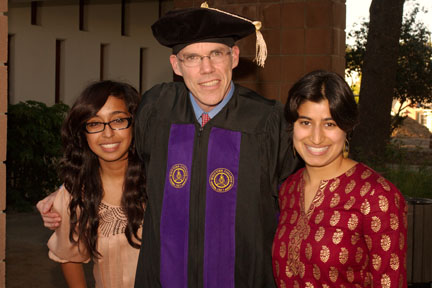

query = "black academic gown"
134;82;298;288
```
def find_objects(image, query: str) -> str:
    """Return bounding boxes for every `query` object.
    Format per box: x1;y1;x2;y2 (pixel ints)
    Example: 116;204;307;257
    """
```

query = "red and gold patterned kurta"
272;163;407;288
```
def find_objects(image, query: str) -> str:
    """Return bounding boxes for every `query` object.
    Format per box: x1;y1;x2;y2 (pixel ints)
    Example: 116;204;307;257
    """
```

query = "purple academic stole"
160;124;195;288
160;125;241;288
204;128;241;288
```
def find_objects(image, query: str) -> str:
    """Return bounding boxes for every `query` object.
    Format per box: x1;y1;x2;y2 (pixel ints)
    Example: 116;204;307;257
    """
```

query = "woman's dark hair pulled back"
285;70;358;137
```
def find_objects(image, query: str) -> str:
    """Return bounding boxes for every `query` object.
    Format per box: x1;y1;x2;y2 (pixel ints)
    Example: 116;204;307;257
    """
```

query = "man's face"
170;42;240;112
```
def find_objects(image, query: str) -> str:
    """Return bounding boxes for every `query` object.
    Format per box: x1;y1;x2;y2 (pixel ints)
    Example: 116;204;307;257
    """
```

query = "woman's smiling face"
293;99;346;170
85;96;132;163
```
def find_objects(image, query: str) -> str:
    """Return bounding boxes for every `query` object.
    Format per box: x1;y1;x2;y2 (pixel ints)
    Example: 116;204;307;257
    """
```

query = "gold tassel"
200;2;267;67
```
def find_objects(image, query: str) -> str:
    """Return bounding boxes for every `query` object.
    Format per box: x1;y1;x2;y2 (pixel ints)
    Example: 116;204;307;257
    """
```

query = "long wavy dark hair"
60;80;146;258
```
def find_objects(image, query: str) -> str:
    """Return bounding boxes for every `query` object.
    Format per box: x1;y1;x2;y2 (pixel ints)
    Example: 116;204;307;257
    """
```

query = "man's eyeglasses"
176;49;232;67
84;117;132;134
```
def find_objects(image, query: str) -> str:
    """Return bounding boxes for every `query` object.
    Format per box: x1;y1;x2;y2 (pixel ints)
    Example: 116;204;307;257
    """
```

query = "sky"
346;0;432;34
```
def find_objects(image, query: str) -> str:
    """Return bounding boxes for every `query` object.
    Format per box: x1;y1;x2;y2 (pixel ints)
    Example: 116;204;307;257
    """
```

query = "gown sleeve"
363;178;407;287
47;186;91;263
266;101;301;192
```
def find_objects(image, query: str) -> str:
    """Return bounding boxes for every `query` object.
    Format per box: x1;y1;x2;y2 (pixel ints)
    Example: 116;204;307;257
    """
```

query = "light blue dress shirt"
189;81;235;123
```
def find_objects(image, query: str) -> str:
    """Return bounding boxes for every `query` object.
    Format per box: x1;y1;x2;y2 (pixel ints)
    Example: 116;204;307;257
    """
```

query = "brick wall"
172;0;346;103
0;0;6;284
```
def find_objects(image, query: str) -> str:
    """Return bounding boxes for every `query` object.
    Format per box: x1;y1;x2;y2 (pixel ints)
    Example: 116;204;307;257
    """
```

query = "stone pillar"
172;0;346;103
0;0;6;285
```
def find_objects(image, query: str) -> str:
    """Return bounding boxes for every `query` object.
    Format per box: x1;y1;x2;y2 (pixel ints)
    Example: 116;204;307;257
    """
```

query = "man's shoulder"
142;82;188;105
235;84;281;108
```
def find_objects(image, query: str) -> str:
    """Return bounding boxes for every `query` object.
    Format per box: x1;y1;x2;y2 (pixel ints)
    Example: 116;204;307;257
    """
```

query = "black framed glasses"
176;49;232;67
84;117;132;134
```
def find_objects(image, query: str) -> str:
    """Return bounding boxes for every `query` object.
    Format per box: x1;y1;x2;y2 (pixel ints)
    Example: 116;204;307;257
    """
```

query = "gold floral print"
346;165;356;177
305;282;314;288
390;213;399;230
360;182;371;197
280;211;288;225
281;196;287;210
395;193;401;209
372;254;382;270
371;216;382;232
339;247;349;264
330;193;341;208
365;272;373;286
346;267;354;283
344;196;356;210
329;178;340;192
381;234;391;251
347;214;359;231
381;274;391;288
279;279;286;288
364;235;372;250
290;210;298;224
315;210;324;224
320;245;330;263
299;261;305;278
351;233;360;245
379;195;389;212
390;253;400;270
288;181;295;194
355;247;363;263
361;199;371;215
278;225;286;239
361;169;372;179
329;266;339;282
345;180;356;194
330;211;341;226
399;232;405;250
293;280;299;288
289;194;296;209
332;229;344;244
275;260;280;277
280;241;287;258
305;243;312;260
313;264;321;280
280;181;288;196
315;226;325;242
399;277;404;288
378;177;391;191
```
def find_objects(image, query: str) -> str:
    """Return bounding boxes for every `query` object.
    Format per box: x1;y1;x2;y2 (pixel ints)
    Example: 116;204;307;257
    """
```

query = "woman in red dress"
272;70;407;288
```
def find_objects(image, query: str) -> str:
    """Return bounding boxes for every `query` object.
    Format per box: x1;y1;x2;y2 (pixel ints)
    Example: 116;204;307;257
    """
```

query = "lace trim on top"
98;202;128;237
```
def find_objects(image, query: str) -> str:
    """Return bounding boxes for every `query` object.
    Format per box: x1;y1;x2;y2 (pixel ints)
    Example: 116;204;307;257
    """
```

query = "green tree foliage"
7;101;69;210
346;5;432;130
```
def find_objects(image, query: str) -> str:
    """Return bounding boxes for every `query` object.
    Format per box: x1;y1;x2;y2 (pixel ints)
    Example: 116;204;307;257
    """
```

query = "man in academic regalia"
133;3;298;287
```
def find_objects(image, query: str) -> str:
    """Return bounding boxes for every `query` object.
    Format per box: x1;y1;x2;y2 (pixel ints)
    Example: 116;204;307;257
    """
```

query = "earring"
343;139;349;158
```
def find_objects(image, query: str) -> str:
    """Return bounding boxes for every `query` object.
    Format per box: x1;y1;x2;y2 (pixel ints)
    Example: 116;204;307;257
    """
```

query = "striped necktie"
201;113;210;127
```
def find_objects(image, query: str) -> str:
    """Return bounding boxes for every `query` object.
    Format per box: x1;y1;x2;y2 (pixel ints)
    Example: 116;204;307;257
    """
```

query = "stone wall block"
305;55;331;72
258;56;281;82
281;28;304;54
305;28;332;54
0;15;7;64
0;164;4;211
281;55;304;83
0;114;5;162
306;0;331;28
260;3;281;29
332;1;346;29
262;29;281;55
281;2;305;28
0;66;6;113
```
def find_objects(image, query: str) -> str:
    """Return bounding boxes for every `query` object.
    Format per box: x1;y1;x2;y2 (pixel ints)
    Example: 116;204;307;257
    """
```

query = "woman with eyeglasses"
42;80;146;287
